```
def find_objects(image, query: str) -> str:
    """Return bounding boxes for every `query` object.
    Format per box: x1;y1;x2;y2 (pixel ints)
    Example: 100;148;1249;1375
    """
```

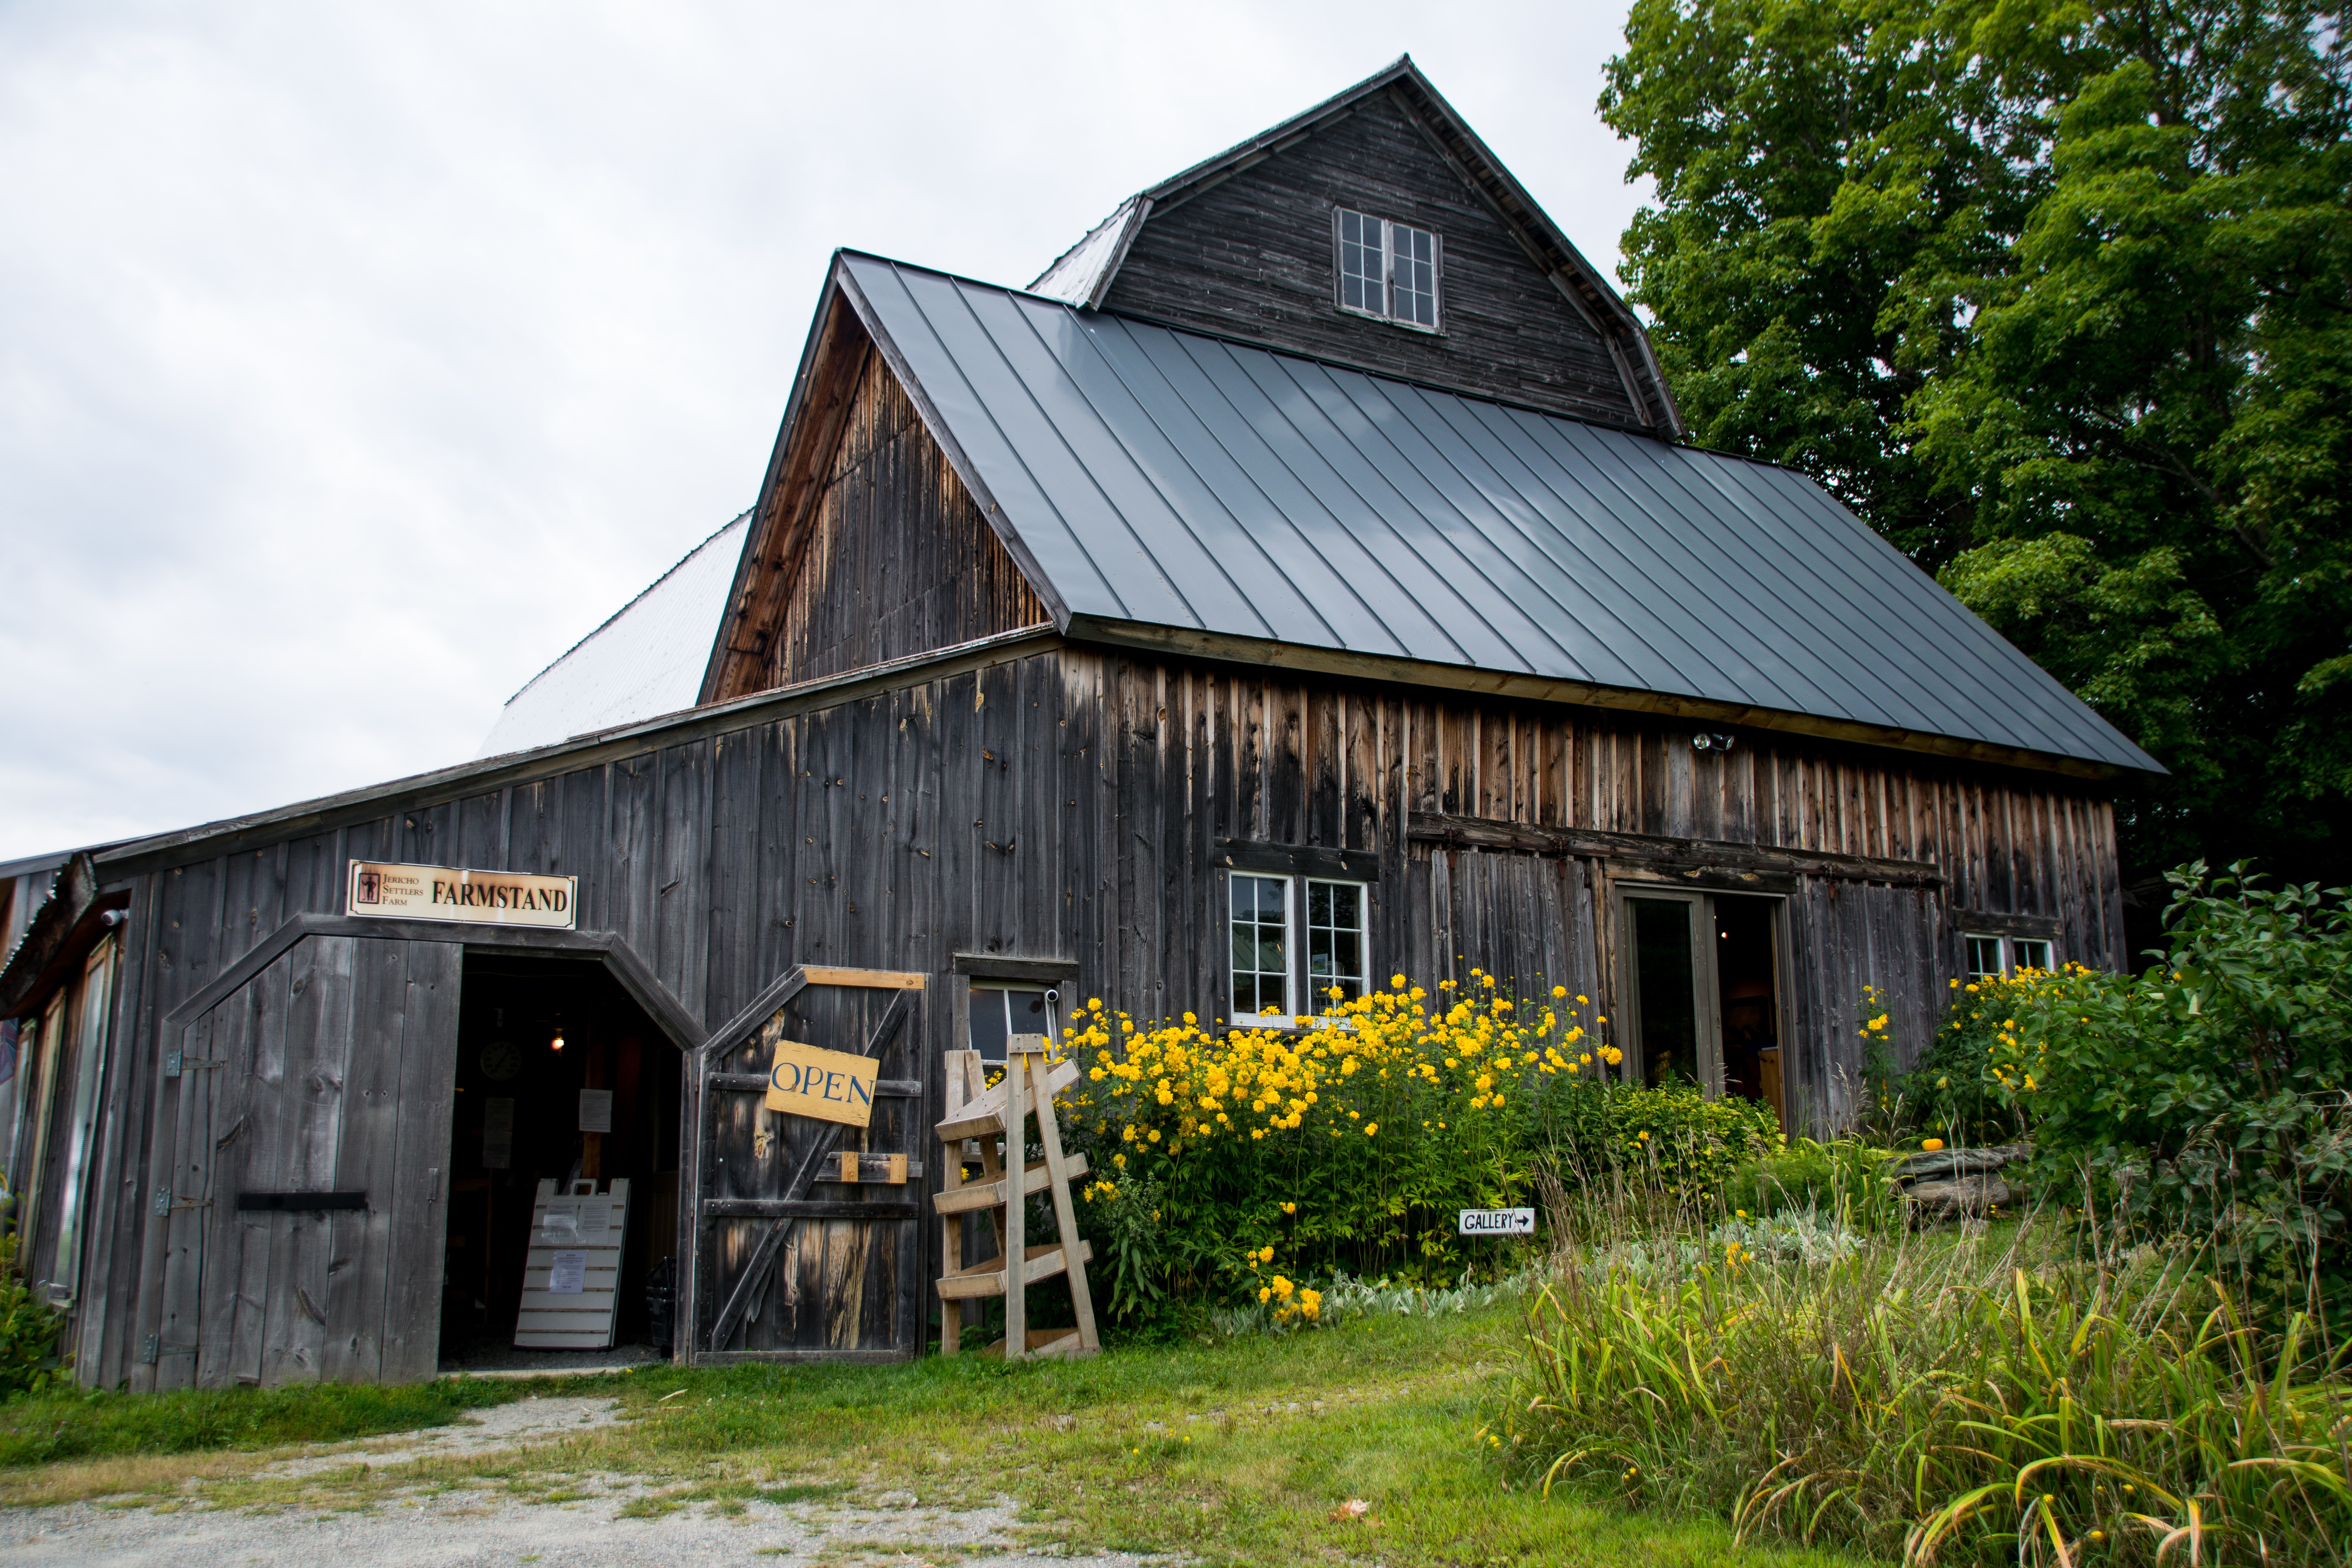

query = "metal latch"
139;1335;199;1366
152;1187;211;1216
164;1051;226;1078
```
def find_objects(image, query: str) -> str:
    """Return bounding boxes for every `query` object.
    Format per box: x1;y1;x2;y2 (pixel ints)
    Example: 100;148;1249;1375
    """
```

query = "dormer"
1030;56;1681;436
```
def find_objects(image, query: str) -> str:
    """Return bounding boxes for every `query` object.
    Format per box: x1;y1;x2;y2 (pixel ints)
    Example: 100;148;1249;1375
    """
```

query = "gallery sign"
345;860;577;929
1458;1207;1536;1237
764;1038;879;1129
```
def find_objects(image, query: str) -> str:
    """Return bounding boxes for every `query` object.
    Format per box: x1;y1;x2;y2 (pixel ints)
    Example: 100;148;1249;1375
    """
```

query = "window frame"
1226;871;1374;1029
1964;933;2056;983
965;981;1059;1064
1303;876;1370;1009
1330;207;1444;334
1228;871;1295;1025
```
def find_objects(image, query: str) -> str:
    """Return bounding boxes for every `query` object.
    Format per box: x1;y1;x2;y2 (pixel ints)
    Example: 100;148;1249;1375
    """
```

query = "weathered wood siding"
761;350;1048;690
70;636;2122;1386
1103;91;1647;429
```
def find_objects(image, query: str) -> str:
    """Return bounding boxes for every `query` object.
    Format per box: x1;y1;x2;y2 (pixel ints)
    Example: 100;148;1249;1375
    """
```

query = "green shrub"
1722;1137;1899;1230
1999;863;2352;1318
1062;974;1781;1331
0;1229;64;1401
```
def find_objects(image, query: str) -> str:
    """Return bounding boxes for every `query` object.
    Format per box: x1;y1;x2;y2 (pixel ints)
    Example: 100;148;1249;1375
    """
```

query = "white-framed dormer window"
1965;934;2055;983
1333;208;1441;331
1228;871;1373;1026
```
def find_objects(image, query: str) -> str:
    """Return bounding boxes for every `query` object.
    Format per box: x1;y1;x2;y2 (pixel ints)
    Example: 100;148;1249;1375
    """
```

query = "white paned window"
1305;879;1368;1004
1964;934;2003;983
1333;208;1442;330
1389;222;1438;327
1227;872;1374;1025
967;984;1056;1063
1229;873;1293;1023
1337;208;1385;316
2009;938;2052;974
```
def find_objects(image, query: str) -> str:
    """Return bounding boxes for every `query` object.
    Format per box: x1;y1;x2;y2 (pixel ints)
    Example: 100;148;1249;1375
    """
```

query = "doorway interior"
1618;889;1786;1127
438;953;682;1370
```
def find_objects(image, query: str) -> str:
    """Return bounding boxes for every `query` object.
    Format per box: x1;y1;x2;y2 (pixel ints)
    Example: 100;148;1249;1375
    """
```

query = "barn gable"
1032;57;1680;434
702;297;1052;705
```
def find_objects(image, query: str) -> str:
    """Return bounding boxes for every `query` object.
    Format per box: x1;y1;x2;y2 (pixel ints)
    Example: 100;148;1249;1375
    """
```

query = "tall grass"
1511;1168;2352;1564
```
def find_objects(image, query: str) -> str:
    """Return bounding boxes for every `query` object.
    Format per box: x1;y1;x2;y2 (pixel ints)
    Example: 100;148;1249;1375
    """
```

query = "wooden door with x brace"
685;966;927;1364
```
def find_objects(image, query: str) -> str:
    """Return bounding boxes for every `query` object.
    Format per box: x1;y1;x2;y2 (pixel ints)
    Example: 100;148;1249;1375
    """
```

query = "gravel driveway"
0;1395;1162;1568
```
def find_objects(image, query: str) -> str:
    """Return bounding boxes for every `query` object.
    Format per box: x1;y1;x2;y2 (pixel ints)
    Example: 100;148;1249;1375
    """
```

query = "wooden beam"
799;965;926;991
1407;813;1944;888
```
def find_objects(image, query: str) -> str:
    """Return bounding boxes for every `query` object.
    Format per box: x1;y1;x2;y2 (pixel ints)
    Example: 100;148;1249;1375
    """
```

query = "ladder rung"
935;1240;1094;1301
933;1154;1089;1216
934;1060;1081;1142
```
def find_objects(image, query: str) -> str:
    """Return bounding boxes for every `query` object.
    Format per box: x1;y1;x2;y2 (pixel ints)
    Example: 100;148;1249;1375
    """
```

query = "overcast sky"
0;0;1654;864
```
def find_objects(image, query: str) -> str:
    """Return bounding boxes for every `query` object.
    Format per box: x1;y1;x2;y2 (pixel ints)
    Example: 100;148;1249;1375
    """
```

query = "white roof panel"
477;514;747;758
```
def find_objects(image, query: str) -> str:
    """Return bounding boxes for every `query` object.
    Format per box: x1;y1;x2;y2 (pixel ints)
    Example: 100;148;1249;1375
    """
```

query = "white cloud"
0;0;1650;861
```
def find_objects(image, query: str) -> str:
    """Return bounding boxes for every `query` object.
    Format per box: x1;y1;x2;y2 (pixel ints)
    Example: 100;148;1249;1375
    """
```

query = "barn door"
148;934;461;1388
689;967;926;1363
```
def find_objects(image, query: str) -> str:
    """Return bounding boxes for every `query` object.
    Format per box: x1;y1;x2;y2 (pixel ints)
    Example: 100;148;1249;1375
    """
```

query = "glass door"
1616;891;1723;1094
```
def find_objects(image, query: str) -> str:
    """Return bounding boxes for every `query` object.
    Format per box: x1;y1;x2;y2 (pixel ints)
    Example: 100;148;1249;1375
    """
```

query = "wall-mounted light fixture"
1692;733;1737;753
550;1019;566;1053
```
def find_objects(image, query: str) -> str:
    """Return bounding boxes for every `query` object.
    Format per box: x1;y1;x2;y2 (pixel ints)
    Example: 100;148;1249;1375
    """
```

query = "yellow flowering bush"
1063;973;1778;1316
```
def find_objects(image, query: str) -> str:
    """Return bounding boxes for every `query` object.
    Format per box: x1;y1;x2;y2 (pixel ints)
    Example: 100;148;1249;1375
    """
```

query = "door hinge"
153;1187;211;1216
165;1051;226;1078
139;1335;199;1366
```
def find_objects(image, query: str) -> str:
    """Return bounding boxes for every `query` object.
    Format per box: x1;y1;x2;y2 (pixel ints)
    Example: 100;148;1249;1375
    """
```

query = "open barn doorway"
1710;894;1785;1130
438;954;682;1372
1618;889;1789;1132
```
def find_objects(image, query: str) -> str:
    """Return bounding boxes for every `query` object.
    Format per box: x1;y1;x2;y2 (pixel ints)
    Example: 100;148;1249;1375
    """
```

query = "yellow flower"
1259;1245;1275;1264
1364;1122;1378;1136
1922;1137;1944;1152
1282;1201;1296;1214
1637;1130;1650;1141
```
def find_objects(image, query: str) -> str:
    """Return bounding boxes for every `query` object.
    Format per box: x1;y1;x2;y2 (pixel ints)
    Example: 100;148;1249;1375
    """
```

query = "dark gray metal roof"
835;251;2159;775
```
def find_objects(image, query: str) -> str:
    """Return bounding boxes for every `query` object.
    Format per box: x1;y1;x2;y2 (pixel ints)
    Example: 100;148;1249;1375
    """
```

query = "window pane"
1965;935;2003;981
1303;879;1367;1003
1335;207;1384;316
2011;939;2051;974
1391;222;1438;326
967;990;1011;1063
1230;873;1289;1020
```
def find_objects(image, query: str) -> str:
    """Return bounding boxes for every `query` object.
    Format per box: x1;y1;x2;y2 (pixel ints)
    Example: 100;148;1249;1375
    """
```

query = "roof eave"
1061;614;2159;784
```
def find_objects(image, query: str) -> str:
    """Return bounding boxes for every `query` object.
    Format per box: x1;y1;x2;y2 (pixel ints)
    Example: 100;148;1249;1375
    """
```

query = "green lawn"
0;1306;1874;1566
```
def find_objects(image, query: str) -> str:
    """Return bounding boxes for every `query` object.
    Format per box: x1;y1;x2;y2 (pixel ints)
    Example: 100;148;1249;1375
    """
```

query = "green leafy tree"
1605;0;2352;885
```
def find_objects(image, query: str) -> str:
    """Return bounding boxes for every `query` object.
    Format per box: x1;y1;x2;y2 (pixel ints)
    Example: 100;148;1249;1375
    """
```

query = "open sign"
1458;1208;1536;1237
763;1039;879;1128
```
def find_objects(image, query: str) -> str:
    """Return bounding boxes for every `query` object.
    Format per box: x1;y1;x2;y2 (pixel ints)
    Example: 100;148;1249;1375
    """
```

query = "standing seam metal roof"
835;251;2159;774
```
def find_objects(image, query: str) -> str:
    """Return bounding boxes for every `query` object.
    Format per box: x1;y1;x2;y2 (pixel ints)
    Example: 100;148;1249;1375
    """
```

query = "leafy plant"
1062;973;1778;1318
2000;863;2352;1319
0;1221;64;1401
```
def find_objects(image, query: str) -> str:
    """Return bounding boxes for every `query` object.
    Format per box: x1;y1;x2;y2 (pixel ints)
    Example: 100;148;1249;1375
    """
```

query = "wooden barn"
0;57;2158;1389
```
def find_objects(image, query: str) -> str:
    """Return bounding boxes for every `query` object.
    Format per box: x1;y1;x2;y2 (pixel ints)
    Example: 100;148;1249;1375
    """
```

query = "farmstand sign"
345;860;578;929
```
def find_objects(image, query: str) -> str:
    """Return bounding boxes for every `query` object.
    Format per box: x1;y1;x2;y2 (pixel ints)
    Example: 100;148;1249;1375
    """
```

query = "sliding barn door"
148;934;460;1388
689;969;926;1363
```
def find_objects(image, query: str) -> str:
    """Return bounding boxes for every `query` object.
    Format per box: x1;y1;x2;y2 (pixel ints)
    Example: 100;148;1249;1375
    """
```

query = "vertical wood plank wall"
73;643;2124;1388
761;351;1049;690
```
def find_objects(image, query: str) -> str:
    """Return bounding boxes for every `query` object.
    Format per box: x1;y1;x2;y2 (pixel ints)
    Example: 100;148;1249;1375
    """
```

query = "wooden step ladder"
934;1036;1100;1360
